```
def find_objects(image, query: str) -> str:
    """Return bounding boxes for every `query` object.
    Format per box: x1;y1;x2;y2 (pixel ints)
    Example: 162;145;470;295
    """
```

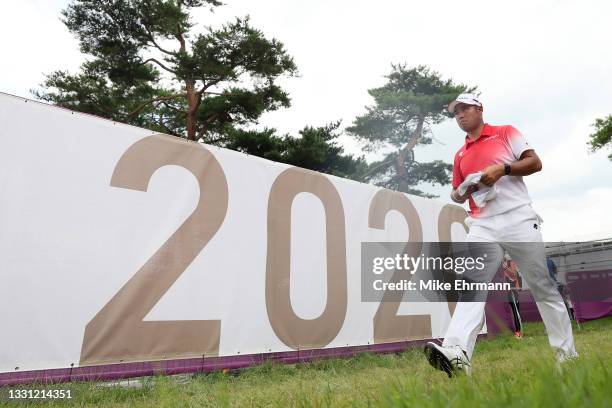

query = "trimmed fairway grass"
2;317;611;407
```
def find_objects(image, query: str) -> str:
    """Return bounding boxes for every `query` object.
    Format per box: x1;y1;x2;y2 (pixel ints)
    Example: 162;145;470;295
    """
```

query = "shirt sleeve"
506;126;533;160
451;152;463;189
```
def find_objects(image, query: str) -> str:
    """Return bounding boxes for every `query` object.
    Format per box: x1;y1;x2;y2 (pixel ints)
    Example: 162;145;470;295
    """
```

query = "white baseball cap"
448;93;482;113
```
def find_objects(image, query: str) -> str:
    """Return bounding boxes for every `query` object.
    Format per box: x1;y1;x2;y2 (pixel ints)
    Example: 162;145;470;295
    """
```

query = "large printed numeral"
369;190;431;343
80;135;228;365
437;204;469;316
266;167;348;350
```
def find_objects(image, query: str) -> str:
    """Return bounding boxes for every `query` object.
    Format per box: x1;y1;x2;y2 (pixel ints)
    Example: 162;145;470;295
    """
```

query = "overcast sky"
1;0;611;241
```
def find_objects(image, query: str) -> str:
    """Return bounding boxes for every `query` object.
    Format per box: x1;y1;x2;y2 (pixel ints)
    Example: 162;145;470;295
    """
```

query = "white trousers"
442;204;577;360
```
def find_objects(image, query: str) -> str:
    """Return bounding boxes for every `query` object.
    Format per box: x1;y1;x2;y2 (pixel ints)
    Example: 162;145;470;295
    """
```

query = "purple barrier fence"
516;290;543;322
498;270;612;325
566;269;612;323
572;302;612;323
1;310;506;387
0;339;437;386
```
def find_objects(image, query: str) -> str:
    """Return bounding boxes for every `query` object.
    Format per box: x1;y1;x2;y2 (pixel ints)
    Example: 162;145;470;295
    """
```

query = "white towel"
457;172;497;208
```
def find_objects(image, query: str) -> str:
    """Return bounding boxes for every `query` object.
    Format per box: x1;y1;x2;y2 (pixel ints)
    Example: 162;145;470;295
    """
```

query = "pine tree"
347;64;475;197
35;0;297;142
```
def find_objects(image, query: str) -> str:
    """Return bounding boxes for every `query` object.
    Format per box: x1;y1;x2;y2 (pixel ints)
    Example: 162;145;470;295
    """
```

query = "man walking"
503;254;523;338
424;93;577;376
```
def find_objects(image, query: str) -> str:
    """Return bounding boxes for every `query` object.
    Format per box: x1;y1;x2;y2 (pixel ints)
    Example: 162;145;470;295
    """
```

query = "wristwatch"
504;163;512;175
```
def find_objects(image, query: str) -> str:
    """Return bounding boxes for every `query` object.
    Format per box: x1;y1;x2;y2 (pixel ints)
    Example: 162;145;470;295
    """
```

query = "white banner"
0;92;471;374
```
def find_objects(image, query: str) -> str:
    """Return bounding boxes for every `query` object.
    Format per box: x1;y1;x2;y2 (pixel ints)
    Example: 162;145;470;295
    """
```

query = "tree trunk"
395;115;426;193
395;150;409;193
186;80;197;141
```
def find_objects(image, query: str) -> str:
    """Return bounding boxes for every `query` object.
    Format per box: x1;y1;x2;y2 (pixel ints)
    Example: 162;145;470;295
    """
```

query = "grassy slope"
2;317;611;407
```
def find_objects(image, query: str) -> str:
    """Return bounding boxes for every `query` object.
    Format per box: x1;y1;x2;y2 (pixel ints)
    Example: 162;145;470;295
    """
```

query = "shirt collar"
464;123;493;145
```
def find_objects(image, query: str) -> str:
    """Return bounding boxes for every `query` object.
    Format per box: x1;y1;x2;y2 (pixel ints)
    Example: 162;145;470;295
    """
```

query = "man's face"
453;103;483;132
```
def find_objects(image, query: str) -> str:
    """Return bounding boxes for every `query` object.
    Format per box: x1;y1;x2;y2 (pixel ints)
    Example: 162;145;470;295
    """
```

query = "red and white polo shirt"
452;124;534;218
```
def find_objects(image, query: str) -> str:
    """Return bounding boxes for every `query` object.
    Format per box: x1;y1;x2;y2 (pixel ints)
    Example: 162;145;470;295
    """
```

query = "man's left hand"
480;164;505;186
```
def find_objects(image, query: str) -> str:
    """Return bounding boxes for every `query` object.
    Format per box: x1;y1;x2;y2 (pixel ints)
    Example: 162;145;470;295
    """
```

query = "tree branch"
156;113;179;135
198;78;223;95
127;94;185;118
364;156;395;178
144;26;178;56
196;113;219;140
198;54;238;95
86;94;120;117
160;100;186;113
199;90;237;97
141;58;178;74
402;115;426;154
175;24;186;52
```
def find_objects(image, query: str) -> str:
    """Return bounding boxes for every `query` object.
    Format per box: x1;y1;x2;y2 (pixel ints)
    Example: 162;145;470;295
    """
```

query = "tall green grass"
2;317;611;407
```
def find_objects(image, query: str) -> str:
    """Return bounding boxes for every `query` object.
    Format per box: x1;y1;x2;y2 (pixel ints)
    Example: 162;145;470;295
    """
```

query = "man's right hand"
451;185;478;203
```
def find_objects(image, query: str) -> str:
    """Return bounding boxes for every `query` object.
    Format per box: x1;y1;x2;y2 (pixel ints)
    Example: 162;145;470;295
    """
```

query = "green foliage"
365;151;453;197
588;114;612;160
347;64;475;196
282;122;368;180
33;0;364;180
224;122;368;180
34;0;297;141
